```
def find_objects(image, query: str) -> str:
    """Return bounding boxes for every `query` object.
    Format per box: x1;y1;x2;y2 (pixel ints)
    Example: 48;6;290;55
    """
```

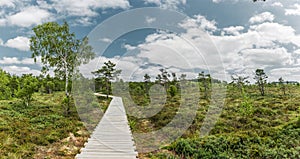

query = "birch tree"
30;22;95;114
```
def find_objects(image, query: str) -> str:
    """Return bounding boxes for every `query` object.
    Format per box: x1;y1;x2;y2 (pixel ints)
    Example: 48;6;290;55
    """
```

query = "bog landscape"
1;0;300;159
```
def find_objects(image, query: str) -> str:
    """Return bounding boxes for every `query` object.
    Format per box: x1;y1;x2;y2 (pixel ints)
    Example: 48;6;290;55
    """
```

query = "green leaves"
31;22;77;76
30;21;95;96
167;126;300;159
0;69;11;100
168;85;178;97
92;61;122;97
254;69;268;96
92;61;121;80
17;74;38;107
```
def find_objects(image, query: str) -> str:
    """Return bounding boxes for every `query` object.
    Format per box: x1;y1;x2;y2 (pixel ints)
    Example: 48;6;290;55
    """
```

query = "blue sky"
0;0;300;82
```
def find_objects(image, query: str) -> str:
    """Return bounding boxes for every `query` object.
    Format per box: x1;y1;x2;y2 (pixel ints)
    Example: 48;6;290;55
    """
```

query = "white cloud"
179;15;217;33
136;34;200;70
294;49;300;55
7;6;52;27
240;47;293;67
20;58;36;65
269;67;300;81
123;44;136;51
0;0;16;8
132;17;299;81
2;66;40;76
0;57;19;64
249;12;275;24
80;13;300;82
144;0;186;9
0;0;130;27
212;0;222;3
250;22;295;44
285;4;300;16
211;31;280;77
291;35;300;47
50;0;130;17
99;38;113;43
145;16;156;24
271;2;283;7
80;55;188;81
0;57;38;65
2;36;30;51
73;17;94;26
223;26;244;35
211;0;238;3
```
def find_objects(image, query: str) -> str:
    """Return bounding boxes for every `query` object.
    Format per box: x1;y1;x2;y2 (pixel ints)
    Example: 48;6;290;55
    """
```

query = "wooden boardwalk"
76;96;138;159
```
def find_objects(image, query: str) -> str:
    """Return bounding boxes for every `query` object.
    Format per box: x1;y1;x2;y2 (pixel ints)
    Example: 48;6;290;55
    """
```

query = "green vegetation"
16;74;38;107
0;86;110;158
254;69;268;96
1;57;299;158
30;21;95;115
92;60;121;98
0;69;11;100
0;21;105;158
103;67;300;159
130;76;300;159
0;92;85;158
1;16;298;158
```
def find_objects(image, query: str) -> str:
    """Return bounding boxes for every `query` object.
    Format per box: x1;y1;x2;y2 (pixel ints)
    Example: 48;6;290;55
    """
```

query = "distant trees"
144;73;151;93
231;75;249;93
154;69;180;97
171;72;178;84
278;77;286;95
17;74;38;107
0;68;69;106
0;69;11;100
8;74;19;97
198;71;211;98
179;74;187;81
46;81;55;94
254;69;268;96
156;68;170;88
144;74;151;83
92;61;121;98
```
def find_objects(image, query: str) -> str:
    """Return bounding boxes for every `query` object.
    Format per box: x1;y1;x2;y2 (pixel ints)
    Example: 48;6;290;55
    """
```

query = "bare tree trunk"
65;77;69;96
64;59;70;115
204;81;208;99
260;84;265;96
106;78;109;99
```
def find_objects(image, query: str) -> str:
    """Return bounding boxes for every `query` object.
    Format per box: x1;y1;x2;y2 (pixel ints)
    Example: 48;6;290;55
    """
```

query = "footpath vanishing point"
76;94;138;159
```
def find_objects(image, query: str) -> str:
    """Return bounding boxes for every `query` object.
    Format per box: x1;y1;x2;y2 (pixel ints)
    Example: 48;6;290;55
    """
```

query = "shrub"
168;85;178;97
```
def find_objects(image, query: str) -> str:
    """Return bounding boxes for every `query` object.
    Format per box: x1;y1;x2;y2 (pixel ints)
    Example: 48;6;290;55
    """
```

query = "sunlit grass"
126;82;300;158
0;91;110;158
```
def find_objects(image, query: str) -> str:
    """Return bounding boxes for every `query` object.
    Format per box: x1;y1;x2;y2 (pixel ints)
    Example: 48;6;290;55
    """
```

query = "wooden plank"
76;96;138;159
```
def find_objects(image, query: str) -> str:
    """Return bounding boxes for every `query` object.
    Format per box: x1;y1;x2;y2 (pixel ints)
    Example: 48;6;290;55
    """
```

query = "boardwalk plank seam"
76;96;138;159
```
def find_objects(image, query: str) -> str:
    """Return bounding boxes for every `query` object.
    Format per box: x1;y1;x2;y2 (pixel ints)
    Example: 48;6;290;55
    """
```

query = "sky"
0;0;300;82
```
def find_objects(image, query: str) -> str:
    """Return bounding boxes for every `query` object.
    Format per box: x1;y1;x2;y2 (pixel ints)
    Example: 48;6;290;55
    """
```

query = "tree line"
0;70;65;106
0;19;297;114
92;60;299;100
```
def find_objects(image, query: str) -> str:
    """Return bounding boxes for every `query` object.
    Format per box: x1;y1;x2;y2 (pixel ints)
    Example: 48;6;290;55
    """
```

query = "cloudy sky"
1;0;300;82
